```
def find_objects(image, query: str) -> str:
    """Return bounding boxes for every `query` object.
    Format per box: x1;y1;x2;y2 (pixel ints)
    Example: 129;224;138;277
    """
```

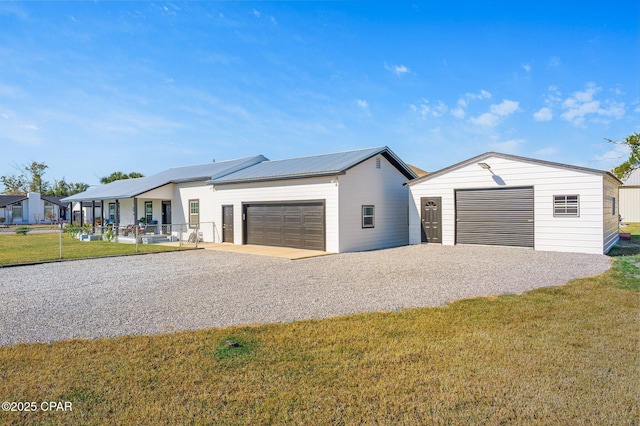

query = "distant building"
0;193;68;224
619;168;640;222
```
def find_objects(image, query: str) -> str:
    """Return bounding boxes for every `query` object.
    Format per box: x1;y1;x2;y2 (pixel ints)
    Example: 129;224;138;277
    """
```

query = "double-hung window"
189;199;200;228
362;205;375;228
553;195;579;217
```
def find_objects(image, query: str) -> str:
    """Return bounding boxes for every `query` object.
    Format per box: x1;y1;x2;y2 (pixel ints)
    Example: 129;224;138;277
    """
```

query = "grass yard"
610;222;640;257
0;255;638;425
0;232;192;266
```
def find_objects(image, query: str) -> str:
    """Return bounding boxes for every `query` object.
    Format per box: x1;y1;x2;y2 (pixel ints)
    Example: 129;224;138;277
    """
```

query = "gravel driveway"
0;245;612;346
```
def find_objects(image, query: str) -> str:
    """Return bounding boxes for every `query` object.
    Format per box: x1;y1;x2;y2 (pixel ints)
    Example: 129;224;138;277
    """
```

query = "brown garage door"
244;202;325;251
455;187;534;248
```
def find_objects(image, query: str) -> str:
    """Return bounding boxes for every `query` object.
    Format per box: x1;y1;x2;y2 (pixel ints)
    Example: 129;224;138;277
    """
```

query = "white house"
62;155;267;239
0;193;67;224
407;152;621;255
62;147;417;253
619;168;640;222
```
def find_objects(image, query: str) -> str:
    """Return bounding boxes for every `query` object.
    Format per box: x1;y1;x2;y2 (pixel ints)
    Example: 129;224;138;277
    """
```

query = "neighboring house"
62;147;417;253
619;168;640;222
0;192;68;224
407;152;621;255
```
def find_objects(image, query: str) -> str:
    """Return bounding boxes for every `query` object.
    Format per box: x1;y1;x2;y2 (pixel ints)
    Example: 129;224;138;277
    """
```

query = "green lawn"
0;255;637;425
0;232;192;266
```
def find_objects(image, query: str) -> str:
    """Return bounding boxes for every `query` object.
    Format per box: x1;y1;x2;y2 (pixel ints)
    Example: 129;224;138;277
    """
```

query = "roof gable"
407;151;622;186
0;195;27;208
212;146;416;184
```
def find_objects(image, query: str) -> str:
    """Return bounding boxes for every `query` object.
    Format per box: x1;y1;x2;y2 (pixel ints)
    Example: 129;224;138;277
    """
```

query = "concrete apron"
198;243;334;260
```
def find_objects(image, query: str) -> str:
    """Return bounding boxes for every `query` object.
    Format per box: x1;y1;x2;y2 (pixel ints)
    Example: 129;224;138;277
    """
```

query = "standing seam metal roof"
61;155;267;202
211;146;416;184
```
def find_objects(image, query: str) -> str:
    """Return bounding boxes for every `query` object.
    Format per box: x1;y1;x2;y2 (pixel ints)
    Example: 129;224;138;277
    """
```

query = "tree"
1;162;90;196
100;171;144;184
0;174;27;195
25;161;49;193
45;179;90;197
609;132;640;180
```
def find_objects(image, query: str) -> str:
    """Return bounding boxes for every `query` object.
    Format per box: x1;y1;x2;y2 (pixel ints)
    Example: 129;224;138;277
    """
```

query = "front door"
222;205;234;243
161;201;171;234
421;197;442;243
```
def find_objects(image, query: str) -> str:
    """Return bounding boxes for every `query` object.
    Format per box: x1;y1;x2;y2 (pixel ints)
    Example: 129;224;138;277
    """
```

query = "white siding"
338;155;410;252
619;187;640;222
409;155;609;254
212;177;339;252
174;182;217;242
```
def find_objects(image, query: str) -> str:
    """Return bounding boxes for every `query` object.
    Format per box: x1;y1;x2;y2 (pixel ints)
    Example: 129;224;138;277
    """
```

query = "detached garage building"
408;152;621;255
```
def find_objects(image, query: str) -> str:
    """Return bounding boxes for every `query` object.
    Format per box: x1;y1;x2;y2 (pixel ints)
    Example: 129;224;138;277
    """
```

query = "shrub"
15;226;30;235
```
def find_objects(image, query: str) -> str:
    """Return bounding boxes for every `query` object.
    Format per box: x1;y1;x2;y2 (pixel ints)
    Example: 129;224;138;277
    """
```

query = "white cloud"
385;62;410;75
522;63;532;72
451;107;465;119
356;99;368;109
533;107;553;121
19;124;39;130
548;56;561;68
252;9;261;18
490;99;519;116
410;99;447;119
450;90;491;119
559;82;625;126
470;99;519;126
470;112;500;127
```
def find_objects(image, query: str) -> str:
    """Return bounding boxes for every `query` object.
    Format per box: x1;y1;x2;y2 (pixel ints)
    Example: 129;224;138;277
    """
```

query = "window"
44;202;54;221
189;199;199;228
145;201;153;223
108;203;115;221
12;204;23;222
553;195;579;217
362;205;375;228
612;197;616;215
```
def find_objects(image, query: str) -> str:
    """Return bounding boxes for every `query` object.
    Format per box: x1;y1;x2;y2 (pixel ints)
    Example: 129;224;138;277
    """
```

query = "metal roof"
622;168;640;186
406;152;623;186
61;155;267;202
212;146;416;184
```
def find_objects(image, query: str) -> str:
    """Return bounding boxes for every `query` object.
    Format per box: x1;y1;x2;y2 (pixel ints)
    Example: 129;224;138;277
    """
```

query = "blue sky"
0;1;638;187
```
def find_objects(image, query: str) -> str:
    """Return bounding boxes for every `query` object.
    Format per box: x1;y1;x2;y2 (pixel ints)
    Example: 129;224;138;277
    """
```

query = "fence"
0;221;218;264
67;221;219;248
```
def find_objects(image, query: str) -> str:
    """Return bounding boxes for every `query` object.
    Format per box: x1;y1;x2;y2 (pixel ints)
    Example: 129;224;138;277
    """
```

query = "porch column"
115;199;120;236
68;202;72;224
80;202;84;227
101;200;105;228
91;201;96;232
133;197;138;225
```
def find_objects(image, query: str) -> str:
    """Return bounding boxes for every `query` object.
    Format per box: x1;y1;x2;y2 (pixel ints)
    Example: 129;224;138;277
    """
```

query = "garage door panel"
245;203;325;251
456;187;534;248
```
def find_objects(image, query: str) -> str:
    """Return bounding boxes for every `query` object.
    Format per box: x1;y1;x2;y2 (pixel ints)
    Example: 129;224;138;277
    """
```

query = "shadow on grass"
608;235;640;257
